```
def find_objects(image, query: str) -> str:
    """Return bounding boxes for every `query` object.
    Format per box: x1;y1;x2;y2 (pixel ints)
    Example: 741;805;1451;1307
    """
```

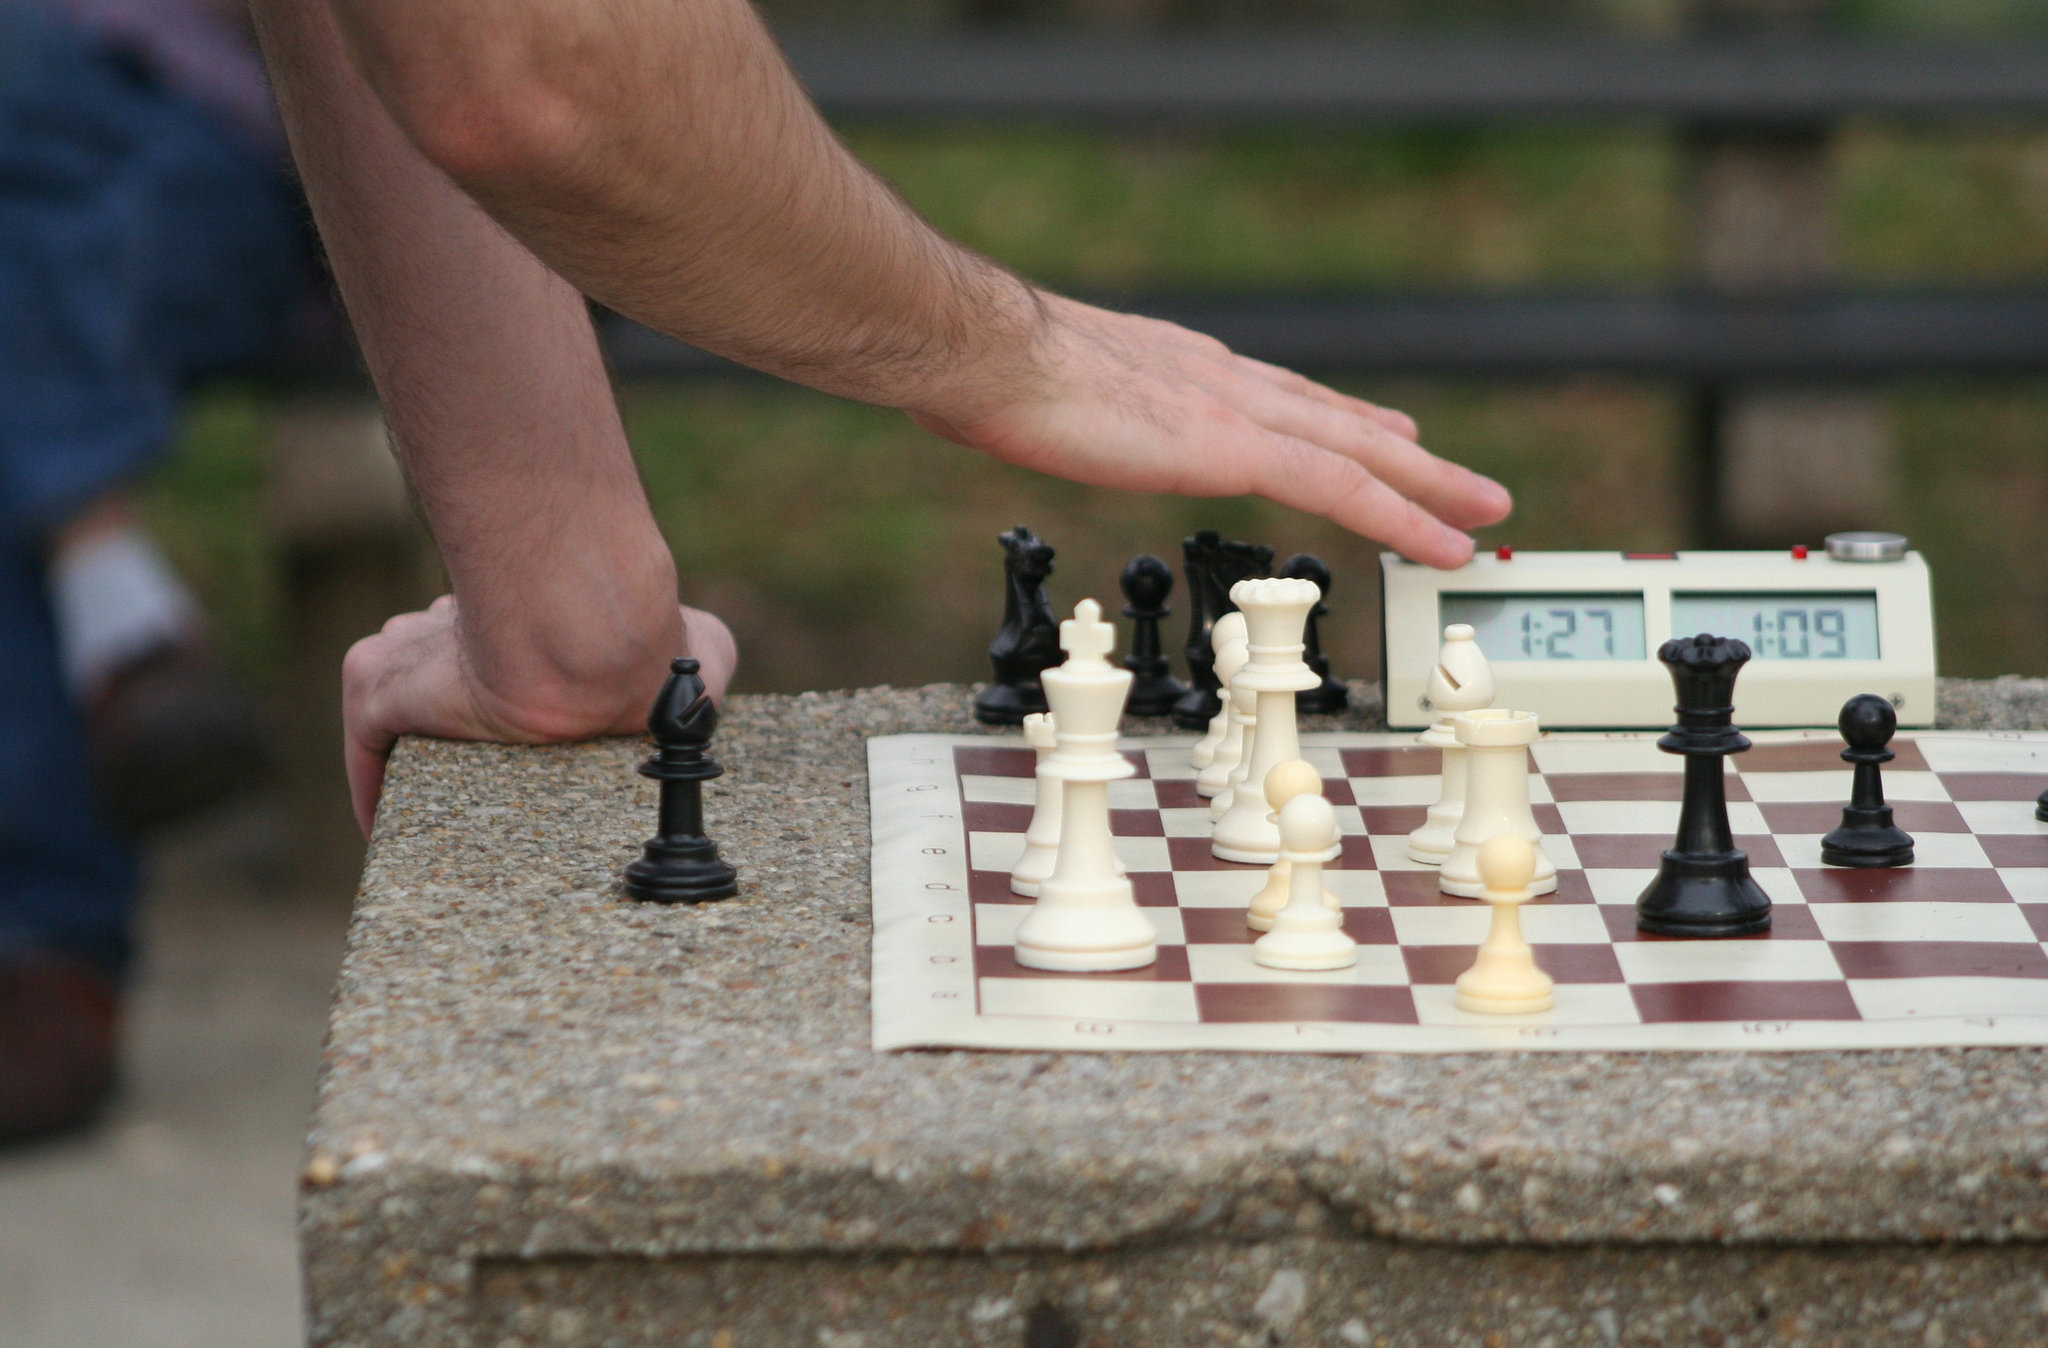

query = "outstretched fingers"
1214;422;1477;569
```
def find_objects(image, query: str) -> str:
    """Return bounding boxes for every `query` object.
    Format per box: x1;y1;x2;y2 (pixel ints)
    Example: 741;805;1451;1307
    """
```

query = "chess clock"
1381;533;1937;731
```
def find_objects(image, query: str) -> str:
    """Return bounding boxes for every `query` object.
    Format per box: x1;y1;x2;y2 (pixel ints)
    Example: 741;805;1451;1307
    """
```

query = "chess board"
868;730;2048;1053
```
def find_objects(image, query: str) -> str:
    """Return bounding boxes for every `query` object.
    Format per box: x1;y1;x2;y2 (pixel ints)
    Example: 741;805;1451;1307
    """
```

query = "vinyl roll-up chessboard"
867;730;2048;1053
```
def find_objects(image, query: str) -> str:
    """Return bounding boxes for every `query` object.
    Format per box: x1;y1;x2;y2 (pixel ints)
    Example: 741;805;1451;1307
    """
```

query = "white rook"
1013;600;1158;972
1008;712;1061;897
1212;577;1321;865
1438;708;1558;899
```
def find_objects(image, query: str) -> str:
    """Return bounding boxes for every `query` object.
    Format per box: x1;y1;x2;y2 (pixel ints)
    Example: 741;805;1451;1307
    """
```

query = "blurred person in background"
0;0;303;1142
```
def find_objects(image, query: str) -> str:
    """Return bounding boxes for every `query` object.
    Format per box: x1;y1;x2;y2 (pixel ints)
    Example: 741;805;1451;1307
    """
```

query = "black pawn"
1172;531;1273;729
1821;694;1915;868
624;658;739;904
1280;553;1348;715
974;525;1061;726
1635;634;1773;938
1120;555;1187;718
2037;785;2047;825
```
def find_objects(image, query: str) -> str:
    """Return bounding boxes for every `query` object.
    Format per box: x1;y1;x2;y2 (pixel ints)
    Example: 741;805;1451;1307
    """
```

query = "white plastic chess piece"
1010;712;1061;897
1212;577;1322;864
1252;793;1357;971
1189;611;1247;772
1454;833;1555;1014
1407;624;1495;865
1247;759;1341;932
1195;629;1252;800
1013;600;1159;972
1207;653;1259;820
1438;709;1558;898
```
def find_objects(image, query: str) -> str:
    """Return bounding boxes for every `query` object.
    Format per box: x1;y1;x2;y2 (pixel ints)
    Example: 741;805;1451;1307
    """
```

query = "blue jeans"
0;3;304;975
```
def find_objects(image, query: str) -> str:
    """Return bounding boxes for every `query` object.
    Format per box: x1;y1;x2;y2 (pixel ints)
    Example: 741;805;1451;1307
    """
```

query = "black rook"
624;658;739;904
1280;553;1348;715
1635;635;1773;938
1173;531;1273;729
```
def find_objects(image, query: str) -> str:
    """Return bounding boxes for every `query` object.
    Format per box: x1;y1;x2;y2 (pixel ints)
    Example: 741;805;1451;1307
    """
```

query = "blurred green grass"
143;117;2048;693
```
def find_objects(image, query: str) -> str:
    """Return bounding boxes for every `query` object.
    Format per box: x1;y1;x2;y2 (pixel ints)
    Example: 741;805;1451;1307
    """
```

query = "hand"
911;294;1512;569
339;596;737;836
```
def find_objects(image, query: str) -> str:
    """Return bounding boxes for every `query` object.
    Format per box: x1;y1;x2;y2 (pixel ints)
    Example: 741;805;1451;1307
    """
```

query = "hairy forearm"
250;0;679;720
325;0;1045;423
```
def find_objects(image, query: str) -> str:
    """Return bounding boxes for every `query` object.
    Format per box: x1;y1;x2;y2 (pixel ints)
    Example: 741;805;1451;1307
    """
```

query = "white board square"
1530;740;1679;775
961;774;1035;805
1585;869;1657;905
1809;902;2037;944
1915;737;2048;774
1144;747;1197;779
1368;836;1438;870
969;830;1025;872
1753;867;1808;906
1160;807;1218;837
1848;978;2048;1021
1172;868;1387;908
1554;799;1760;836
1185;943;1410;986
1108;779;1159;809
1347;775;1442;807
978;979;1200;1022
1539;834;1582;872
1112;837;1174;872
1615;940;1840;984
1998;869;2048;902
1957;801;2048;835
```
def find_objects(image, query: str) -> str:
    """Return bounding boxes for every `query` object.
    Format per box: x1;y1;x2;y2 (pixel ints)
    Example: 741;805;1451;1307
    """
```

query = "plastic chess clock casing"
1380;539;1937;731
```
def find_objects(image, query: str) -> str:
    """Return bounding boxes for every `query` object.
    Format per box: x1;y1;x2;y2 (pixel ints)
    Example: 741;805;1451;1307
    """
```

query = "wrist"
897;267;1055;432
453;534;683;740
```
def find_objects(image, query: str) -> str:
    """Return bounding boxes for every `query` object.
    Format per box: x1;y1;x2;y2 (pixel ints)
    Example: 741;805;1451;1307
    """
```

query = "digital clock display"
1670;592;1880;660
1440;593;1648;662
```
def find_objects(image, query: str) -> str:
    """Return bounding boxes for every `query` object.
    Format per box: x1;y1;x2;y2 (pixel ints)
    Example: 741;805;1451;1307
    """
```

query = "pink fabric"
47;0;281;155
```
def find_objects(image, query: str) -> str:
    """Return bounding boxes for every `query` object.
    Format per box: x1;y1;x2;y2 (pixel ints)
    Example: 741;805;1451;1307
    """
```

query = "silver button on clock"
1824;531;1909;563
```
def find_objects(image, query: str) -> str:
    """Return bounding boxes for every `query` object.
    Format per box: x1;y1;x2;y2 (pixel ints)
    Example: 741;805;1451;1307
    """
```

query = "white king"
1012;600;1158;972
1211;576;1323;864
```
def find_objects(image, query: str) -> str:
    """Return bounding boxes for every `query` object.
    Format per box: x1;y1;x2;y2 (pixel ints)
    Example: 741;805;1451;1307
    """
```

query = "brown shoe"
0;956;119;1145
87;640;270;834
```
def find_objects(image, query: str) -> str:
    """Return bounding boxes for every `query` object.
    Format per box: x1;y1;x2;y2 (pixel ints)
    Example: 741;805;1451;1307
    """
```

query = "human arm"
248;0;734;834
310;0;1512;566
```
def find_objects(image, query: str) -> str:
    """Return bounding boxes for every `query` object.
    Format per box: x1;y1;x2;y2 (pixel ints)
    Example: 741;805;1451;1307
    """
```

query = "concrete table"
302;679;2048;1348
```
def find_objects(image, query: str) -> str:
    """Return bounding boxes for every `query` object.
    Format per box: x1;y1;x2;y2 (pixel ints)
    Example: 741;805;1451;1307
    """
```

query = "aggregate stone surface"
304;679;2048;1341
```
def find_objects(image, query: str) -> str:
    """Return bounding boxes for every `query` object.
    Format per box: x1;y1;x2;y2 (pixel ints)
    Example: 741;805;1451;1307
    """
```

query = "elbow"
343;9;585;185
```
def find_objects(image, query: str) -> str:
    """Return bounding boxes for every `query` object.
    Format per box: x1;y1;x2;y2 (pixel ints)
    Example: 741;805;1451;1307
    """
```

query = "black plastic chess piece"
2038;785;2047;825
1635;634;1773;937
974;525;1060;725
624;658;739;904
1821;694;1916;868
1280;553;1348;715
1120;555;1187;718
1172;531;1273;729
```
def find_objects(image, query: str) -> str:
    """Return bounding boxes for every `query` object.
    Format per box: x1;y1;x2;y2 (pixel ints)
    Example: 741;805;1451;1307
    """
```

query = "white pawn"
1189;611;1247;772
1247;759;1341;932
1252;793;1356;971
1213;577;1322;864
1013;600;1158;972
1454;834;1555;1014
1439;709;1557;898
1195;628;1252;800
1407;624;1495;865
1009;712;1061;896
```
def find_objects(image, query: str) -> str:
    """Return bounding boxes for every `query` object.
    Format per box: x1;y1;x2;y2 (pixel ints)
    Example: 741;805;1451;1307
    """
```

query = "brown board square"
1402;943;1625;985
969;869;1030;905
1196;983;1419;1024
1153;779;1205;810
1938;772;2048;802
1358;805;1428;835
1739;740;1929;773
964;801;1031;834
1829;941;2048;981
1110;808;1166;837
1339;747;1442;777
953;745;1037;778
2023;904;2048;941
1794;868;2016;904
1545;771;1750;803
1982;835;2048;869
1632;980;1862;1023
